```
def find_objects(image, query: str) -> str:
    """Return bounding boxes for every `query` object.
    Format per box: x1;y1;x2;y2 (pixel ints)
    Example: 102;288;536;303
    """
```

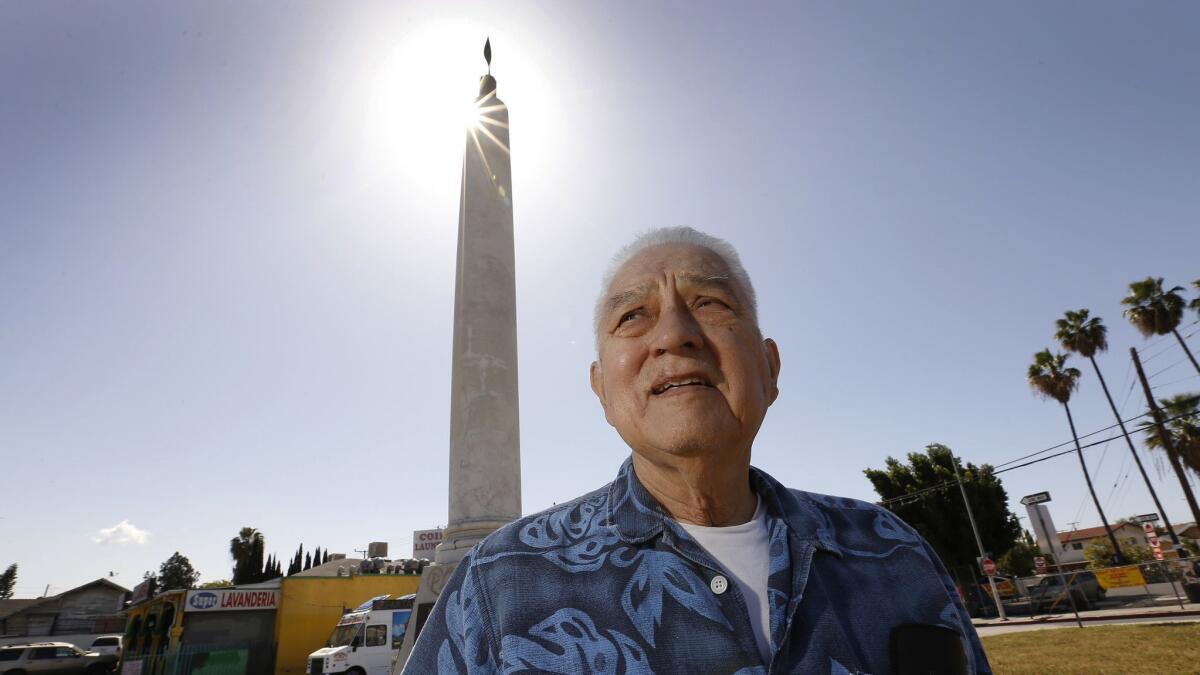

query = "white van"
307;595;413;675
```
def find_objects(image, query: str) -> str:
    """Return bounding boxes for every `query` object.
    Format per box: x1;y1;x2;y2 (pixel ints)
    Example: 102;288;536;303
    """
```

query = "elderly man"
406;227;990;674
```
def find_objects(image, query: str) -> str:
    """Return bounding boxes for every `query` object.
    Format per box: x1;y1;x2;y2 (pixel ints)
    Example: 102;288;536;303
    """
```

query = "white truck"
307;594;414;675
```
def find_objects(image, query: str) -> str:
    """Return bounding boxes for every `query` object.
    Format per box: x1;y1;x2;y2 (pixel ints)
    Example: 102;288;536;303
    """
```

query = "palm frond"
1138;393;1200;475
1055;308;1107;357
1122;277;1185;338
1028;349;1079;404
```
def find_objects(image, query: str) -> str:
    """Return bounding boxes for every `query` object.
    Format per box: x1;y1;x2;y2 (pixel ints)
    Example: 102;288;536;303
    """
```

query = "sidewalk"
973;600;1200;627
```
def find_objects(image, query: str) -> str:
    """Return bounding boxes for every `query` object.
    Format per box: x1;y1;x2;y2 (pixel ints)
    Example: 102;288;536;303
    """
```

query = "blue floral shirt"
404;459;990;674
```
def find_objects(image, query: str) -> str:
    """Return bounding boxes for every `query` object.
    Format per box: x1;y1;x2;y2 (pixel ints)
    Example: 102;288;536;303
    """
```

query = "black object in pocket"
890;623;968;675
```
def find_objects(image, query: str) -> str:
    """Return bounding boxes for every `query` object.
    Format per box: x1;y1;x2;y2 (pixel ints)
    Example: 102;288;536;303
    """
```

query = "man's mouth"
651;376;715;395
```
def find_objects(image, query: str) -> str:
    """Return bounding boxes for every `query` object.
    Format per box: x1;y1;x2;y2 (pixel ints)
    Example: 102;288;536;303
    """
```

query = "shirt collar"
605;456;843;556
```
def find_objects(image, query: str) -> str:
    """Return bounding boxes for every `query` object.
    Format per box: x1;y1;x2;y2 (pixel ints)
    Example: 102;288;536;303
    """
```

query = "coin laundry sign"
185;589;280;612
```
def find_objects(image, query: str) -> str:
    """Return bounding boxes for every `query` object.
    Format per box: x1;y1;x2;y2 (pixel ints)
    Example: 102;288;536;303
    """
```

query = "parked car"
1028;571;1104;611
85;638;120;659
0;642;117;674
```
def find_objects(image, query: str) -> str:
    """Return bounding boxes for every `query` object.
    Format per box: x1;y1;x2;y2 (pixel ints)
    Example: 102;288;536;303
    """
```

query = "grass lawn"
981;623;1200;674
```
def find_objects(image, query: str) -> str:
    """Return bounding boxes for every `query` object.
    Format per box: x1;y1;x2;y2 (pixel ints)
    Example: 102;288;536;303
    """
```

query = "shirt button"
710;575;729;595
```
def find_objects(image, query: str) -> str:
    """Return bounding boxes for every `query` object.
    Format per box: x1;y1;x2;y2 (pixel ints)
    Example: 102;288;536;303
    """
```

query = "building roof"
0;599;41;621
1058;522;1143;544
294;559;365;577
0;578;130;619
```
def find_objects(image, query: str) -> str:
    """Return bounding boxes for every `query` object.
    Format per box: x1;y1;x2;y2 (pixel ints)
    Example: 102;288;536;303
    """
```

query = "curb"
974;608;1200;628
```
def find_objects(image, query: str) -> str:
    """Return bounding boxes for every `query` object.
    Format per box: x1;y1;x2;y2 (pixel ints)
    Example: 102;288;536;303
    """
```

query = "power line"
1147;356;1193;381
876;404;1200;508
1137;319;1200;365
1152;373;1200;391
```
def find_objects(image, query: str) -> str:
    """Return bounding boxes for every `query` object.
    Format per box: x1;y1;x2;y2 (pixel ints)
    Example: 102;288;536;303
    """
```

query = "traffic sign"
981;558;997;576
1034;556;1047;574
1142;522;1156;535
1020;491;1052;506
1133;513;1160;524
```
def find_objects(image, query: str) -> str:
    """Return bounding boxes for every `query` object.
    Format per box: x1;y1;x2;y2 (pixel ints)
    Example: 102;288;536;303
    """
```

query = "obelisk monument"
395;40;520;668
437;37;522;564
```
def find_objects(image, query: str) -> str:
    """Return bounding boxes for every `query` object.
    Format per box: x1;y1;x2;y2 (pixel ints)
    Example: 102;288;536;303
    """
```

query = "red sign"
982;558;996;576
1034;556;1047;574
413;529;444;558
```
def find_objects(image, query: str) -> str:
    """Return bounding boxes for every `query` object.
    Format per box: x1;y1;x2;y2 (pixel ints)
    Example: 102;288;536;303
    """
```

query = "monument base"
434;519;512;565
392;560;460;674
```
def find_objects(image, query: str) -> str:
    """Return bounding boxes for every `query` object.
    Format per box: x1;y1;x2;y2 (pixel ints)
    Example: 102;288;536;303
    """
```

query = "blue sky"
2;1;1198;596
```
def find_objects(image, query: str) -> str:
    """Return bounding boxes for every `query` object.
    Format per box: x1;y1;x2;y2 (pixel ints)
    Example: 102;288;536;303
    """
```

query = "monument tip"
484;37;492;73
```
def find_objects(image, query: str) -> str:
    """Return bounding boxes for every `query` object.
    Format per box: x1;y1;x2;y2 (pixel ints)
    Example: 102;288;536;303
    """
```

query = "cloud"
92;520;150;545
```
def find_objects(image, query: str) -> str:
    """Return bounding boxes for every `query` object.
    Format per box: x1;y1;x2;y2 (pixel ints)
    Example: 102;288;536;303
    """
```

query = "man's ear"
590;360;607;407
763;338;781;405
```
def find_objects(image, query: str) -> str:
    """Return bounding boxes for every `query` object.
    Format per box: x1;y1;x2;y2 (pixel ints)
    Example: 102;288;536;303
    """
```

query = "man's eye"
696;298;728;309
618;310;642;325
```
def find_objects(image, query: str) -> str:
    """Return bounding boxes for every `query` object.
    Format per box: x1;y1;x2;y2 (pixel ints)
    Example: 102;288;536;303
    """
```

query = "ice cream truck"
307;594;414;675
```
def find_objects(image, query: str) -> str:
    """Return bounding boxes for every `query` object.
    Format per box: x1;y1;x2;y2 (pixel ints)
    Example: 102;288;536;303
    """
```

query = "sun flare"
358;21;554;198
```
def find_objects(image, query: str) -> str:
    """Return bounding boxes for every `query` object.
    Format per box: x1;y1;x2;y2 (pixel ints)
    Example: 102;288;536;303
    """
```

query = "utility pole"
1089;350;1184;554
1131;347;1200;538
950;452;1007;620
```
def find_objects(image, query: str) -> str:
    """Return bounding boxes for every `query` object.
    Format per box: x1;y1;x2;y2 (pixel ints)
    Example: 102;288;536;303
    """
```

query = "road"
976;614;1200;636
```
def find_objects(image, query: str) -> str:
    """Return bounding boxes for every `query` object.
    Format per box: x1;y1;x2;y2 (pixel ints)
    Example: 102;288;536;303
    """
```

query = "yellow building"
118;563;421;675
272;568;421;675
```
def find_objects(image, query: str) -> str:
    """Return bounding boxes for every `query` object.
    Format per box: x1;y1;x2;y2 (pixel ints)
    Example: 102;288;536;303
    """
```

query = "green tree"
1028;349;1127;563
864;444;1021;571
1122;277;1200;376
0;563;16;599
197;579;232;589
230;527;264;584
997;538;1039;577
157;552;200;591
1137;393;1200;525
1191;280;1200;316
1083;537;1152;569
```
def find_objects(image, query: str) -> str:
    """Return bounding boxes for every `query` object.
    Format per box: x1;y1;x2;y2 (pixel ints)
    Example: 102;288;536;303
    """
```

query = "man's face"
590;243;781;462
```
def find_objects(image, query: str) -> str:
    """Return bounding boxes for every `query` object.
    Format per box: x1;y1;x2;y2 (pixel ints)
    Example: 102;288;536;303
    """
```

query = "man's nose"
652;305;705;355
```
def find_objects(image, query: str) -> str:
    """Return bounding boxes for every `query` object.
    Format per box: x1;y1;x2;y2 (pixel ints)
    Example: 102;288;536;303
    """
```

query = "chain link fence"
956;554;1200;619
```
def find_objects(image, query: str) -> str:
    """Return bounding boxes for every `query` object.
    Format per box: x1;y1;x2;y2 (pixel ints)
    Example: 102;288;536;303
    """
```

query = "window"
1072;543;1084;550
0;650;22;662
365;624;387;647
55;648;79;658
30;647;59;659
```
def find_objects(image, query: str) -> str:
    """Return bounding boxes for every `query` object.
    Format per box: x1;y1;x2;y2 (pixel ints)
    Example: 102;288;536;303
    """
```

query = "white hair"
593;227;758;344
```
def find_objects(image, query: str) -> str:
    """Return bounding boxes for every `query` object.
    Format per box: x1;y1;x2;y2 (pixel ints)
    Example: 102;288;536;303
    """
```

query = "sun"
356;21;554;198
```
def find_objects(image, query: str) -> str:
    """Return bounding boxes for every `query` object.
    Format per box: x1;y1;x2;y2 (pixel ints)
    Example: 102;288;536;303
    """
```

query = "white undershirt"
679;496;772;664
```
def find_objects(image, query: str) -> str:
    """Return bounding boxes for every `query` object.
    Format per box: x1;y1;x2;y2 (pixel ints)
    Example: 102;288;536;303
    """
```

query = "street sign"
1034;556;1047;574
1133;513;1160;524
981;558;997;576
1142;522;1156;535
1020;491;1051;506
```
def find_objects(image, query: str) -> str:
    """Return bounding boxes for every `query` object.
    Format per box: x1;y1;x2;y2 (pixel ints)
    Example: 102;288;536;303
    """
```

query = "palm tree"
1122;277;1200;376
229;527;263;584
1028;349;1126;563
1137;393;1200;525
1055;309;1185;550
1191;280;1200;316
